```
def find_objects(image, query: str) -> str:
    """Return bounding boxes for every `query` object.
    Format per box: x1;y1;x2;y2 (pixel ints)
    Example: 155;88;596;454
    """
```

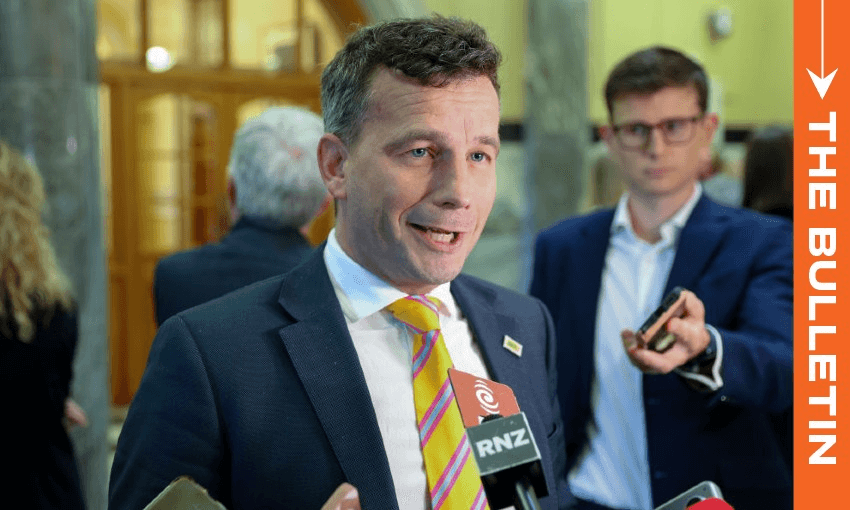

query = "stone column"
523;0;589;285
0;2;108;509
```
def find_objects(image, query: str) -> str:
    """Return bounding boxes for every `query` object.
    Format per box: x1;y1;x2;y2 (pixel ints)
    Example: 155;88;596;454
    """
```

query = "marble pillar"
523;0;589;286
0;1;108;509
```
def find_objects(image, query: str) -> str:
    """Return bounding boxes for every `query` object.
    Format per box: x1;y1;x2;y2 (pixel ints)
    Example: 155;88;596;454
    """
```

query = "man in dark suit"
110;17;568;510
530;47;792;510
153;106;327;325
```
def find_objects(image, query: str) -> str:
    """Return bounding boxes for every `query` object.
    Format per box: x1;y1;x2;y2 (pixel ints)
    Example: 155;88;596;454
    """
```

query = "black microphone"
466;412;547;510
448;369;548;510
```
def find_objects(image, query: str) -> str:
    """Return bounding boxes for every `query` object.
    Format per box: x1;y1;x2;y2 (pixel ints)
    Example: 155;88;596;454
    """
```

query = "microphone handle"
513;478;543;510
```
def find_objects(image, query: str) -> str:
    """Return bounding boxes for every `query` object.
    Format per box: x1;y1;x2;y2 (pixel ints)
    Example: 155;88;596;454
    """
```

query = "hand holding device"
637;286;686;352
623;288;713;374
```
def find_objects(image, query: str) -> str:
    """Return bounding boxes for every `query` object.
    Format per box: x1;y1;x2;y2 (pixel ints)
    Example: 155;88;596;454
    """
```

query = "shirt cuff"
675;324;724;392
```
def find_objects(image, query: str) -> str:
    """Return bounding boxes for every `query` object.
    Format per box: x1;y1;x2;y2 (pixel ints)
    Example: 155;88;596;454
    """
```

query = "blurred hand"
622;289;711;374
64;398;88;428
320;483;360;510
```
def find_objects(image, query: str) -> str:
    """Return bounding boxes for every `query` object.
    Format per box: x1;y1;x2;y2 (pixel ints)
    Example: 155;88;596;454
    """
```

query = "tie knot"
386;295;443;333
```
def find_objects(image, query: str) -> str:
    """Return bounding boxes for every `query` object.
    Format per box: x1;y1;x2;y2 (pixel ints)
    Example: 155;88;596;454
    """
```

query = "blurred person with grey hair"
153;106;327;325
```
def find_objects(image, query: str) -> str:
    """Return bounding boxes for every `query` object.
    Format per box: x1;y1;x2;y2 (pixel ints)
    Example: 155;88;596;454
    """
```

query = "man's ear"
318;133;349;200
226;177;240;223
702;112;720;140
599;125;617;152
696;113;720;171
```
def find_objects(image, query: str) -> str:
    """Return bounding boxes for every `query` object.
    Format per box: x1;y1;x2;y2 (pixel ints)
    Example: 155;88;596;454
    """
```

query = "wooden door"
98;0;365;405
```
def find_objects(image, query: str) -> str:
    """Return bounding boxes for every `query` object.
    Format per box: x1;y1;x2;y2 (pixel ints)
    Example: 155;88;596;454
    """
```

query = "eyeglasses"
611;115;704;149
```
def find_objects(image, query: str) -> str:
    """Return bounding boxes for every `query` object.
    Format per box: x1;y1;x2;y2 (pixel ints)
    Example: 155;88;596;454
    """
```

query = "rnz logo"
475;429;531;458
475;380;500;414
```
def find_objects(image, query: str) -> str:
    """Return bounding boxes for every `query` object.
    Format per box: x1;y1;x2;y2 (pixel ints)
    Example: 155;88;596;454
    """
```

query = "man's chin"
395;263;464;294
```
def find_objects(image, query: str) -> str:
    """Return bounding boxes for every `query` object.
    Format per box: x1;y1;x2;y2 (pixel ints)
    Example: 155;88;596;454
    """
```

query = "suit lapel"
573;213;613;351
570;212;614;404
451;277;519;386
276;249;399;510
451;275;559;431
450;275;557;501
665;196;728;293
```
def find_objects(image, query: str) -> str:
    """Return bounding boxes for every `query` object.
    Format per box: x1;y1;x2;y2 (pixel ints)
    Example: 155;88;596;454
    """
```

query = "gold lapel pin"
502;335;523;357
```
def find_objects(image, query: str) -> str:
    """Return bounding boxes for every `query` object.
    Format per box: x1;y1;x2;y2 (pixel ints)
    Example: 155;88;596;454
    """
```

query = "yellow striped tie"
386;295;490;510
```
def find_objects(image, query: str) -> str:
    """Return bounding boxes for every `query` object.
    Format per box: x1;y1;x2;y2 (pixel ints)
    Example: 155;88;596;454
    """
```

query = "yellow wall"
589;0;793;126
99;0;793;126
422;0;527;121
422;0;792;126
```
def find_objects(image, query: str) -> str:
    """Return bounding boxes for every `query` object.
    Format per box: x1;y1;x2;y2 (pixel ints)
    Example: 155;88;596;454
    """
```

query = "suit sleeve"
706;220;793;413
108;315;227;510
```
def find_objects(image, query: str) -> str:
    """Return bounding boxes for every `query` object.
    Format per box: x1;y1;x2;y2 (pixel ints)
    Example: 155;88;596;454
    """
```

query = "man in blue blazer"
110;17;568;510
531;47;792;510
153;107;327;325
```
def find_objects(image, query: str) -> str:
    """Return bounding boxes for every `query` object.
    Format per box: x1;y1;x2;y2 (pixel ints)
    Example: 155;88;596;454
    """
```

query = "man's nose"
432;154;473;209
644;127;667;157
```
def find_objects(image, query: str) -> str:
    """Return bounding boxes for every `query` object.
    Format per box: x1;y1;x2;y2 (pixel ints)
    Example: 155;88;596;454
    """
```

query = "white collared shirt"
569;184;723;509
323;229;493;509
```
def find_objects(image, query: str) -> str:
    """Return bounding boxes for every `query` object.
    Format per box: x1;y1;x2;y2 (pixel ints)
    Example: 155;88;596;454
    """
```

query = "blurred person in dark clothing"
153;106;328;325
0;140;85;509
742;126;793;220
531;47;792;510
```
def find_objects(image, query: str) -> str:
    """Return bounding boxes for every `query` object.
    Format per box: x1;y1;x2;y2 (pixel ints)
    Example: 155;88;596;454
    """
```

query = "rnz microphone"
448;369;548;510
466;412;547;510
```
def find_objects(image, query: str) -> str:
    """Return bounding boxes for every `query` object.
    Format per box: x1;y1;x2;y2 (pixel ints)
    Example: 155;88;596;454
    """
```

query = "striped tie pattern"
386;295;490;510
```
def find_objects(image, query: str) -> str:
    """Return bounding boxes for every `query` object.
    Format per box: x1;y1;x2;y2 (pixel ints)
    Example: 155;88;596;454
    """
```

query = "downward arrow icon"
807;0;838;99
807;69;837;100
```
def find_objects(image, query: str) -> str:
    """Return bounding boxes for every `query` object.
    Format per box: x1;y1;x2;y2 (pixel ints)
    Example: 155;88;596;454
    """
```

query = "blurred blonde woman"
0;140;85;509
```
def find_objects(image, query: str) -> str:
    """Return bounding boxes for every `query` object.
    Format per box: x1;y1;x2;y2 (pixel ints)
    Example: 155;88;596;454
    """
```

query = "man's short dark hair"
604;46;709;120
321;16;502;145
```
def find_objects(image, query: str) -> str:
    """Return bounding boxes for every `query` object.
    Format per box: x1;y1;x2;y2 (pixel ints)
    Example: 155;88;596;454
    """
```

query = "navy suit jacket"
530;196;792;510
110;247;570;510
153;216;313;325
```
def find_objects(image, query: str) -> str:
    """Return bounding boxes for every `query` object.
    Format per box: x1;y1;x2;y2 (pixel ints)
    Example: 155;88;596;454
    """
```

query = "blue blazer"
153;216;314;325
530;196;793;510
110;247;570;510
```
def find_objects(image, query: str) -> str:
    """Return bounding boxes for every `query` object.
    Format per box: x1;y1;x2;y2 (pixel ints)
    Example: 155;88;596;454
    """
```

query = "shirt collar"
323;228;456;323
611;183;703;245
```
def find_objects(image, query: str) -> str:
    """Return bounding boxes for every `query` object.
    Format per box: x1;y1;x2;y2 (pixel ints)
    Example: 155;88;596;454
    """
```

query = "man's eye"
665;120;686;133
626;124;650;136
410;148;428;157
470;152;487;163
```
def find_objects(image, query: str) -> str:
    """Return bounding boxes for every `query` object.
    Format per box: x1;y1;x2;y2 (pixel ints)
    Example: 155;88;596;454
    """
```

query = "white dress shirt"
323;229;493;509
569;184;723;509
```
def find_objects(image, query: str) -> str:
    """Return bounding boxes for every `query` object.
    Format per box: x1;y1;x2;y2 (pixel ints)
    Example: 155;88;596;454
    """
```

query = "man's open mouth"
410;223;460;243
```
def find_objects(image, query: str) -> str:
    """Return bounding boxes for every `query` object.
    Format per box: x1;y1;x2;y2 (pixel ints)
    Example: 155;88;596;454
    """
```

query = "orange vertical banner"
795;0;849;507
